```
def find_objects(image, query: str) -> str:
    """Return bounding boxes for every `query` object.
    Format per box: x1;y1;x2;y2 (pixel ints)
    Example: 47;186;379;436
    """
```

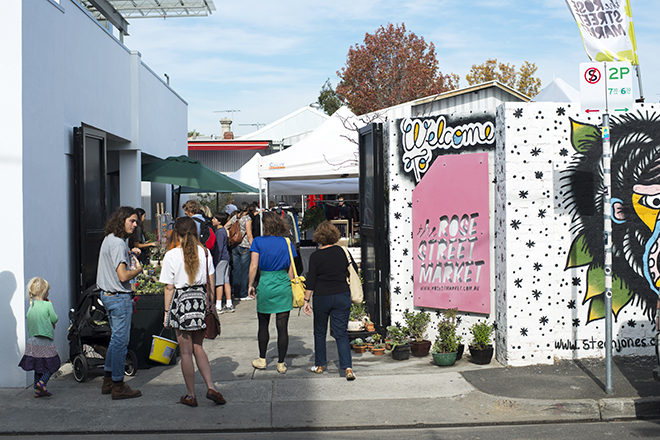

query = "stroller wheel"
124;349;137;377
73;354;88;382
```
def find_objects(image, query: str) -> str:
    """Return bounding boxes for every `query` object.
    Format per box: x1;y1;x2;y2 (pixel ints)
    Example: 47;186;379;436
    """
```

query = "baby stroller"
68;284;137;382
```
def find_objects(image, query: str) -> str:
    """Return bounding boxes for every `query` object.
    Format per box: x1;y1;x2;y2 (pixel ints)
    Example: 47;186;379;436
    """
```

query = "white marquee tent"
257;106;361;195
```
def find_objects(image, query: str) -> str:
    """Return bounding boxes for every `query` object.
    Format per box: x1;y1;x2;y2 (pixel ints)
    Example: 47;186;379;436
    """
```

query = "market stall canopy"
531;78;579;102
258;106;360;187
142;155;258;193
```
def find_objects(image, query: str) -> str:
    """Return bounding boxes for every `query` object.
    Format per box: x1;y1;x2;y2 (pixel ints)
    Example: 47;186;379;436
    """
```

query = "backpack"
193;216;216;251
228;219;243;247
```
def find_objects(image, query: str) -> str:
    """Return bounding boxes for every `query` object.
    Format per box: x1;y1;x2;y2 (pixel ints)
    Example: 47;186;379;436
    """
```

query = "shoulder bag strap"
285;237;298;278
204;249;214;310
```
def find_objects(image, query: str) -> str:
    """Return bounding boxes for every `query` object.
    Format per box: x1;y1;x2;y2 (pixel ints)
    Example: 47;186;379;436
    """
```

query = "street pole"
602;62;613;394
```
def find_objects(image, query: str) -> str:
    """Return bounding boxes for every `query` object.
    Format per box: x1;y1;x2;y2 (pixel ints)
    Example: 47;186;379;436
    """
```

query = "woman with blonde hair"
302;221;355;380
160;216;226;407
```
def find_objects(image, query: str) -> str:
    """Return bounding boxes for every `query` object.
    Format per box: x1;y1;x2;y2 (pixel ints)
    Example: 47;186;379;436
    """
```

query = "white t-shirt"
159;245;215;289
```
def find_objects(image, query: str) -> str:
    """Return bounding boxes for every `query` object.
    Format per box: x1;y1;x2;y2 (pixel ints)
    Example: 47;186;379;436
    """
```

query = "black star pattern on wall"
394;286;401;294
538;209;546;218
572;318;580;327
559;148;569;157
511;219;521;230
526;240;536;248
535;171;544;179
531;147;541;156
572;277;581;286
520;327;528;336
514;108;523;118
540;316;549;325
519;190;528;199
403;248;408;256
394;212;402;220
557;107;566;116
567;300;576;309
533;262;542;271
407;201;412;208
532;289;542;299
514;278;523;288
627;319;636;328
392;184;399;191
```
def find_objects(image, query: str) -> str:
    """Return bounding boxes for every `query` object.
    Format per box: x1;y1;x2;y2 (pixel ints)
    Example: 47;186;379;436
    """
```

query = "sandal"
310;366;324;374
35;382;52;397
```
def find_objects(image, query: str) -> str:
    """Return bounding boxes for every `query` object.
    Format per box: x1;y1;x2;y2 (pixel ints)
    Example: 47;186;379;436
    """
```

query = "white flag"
565;0;638;65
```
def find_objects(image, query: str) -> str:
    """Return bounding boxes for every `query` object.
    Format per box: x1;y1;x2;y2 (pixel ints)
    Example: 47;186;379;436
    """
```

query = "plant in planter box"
469;320;494;364
386;325;411;360
348;301;367;331
403;309;432;357
431;308;461;366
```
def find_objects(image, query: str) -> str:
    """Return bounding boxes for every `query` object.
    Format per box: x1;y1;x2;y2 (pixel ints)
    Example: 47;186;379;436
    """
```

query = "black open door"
358;123;389;329
73;126;107;301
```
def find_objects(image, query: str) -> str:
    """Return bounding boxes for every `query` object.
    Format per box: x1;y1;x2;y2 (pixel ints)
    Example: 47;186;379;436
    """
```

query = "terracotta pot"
365;323;375;332
372;347;386;355
353;345;367;353
410;340;432;357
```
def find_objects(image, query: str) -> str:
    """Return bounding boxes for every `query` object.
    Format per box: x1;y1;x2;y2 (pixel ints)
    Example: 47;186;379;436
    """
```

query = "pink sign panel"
412;153;490;313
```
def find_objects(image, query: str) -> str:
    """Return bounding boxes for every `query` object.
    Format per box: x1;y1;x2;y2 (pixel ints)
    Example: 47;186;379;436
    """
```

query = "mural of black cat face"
563;112;660;323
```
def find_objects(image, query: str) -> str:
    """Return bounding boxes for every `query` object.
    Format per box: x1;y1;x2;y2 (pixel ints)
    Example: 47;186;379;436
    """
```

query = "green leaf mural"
566;233;594;269
569;119;601;153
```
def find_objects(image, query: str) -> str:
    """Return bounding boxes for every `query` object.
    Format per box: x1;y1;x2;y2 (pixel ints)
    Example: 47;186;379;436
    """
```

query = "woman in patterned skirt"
160;216;226;407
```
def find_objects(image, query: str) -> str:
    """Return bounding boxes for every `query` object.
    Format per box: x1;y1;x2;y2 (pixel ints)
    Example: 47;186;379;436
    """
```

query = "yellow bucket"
149;335;178;364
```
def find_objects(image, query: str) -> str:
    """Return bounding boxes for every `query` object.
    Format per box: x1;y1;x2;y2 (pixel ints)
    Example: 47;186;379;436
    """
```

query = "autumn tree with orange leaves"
465;59;542;97
336;23;459;115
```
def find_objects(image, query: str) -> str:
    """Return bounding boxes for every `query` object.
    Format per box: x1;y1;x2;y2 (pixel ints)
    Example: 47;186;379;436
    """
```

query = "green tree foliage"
465;59;542;97
316;79;343;116
336;23;459;115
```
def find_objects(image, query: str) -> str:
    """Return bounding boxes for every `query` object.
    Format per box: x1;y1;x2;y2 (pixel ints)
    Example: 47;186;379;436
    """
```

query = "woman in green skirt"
248;211;297;373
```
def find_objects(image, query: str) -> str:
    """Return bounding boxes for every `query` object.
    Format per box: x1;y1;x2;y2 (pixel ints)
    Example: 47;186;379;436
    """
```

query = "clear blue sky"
123;0;659;138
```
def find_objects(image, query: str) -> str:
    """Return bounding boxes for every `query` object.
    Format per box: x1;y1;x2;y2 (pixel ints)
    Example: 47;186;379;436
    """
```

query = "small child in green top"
18;277;61;397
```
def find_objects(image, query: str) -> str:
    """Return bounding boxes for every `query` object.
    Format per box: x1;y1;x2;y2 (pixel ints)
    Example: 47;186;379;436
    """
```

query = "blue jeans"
101;293;132;381
232;246;251;298
312;291;352;369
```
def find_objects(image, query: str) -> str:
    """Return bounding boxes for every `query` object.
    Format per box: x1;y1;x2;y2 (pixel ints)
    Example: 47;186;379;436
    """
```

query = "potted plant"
430;309;460;366
350;338;367;353
348;302;367;331
364;316;376;333
403;309;432;357
386;325;411;360
469;320;494;364
371;333;385;355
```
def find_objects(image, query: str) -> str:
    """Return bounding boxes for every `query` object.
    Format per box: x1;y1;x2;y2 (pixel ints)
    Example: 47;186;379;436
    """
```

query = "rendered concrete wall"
0;0;187;387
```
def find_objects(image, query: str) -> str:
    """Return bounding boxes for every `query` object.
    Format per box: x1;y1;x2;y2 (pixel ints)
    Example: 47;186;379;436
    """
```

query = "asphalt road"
5;420;660;440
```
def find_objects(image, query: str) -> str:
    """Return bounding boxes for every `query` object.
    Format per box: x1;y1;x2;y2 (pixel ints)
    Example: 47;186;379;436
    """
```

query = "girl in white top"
160;216;226;407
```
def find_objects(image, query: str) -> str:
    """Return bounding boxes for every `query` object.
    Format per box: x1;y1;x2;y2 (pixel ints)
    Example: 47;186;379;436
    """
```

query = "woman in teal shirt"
248;211;297;374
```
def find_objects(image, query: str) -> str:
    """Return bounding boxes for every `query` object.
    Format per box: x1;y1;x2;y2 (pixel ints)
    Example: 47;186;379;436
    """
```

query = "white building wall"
497;102;658;366
0;0;26;388
0;0;187;387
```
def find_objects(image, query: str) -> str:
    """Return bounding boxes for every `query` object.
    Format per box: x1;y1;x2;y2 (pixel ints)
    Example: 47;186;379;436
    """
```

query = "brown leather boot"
111;381;142;400
101;377;113;395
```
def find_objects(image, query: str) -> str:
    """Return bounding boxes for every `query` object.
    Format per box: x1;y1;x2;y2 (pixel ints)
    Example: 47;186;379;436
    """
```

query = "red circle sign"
584;67;601;84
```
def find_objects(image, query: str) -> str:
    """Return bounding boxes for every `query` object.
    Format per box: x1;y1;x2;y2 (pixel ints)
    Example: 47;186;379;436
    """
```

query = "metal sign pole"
602;62;613;394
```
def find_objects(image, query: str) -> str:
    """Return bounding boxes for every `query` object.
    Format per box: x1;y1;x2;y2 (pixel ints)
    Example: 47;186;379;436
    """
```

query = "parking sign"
580;62;633;114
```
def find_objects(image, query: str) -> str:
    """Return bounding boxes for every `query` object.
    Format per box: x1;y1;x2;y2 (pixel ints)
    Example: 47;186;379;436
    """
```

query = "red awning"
188;140;270;151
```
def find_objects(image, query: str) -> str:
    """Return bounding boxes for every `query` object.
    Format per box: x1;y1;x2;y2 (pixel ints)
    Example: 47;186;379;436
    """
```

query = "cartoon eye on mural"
563;112;660;323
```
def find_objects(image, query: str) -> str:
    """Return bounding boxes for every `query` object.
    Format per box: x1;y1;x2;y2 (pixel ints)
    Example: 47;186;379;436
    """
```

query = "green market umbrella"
141;155;258;193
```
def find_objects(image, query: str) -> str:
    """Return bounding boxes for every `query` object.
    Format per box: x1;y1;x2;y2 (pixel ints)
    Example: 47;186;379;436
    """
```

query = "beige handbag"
341;247;363;304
